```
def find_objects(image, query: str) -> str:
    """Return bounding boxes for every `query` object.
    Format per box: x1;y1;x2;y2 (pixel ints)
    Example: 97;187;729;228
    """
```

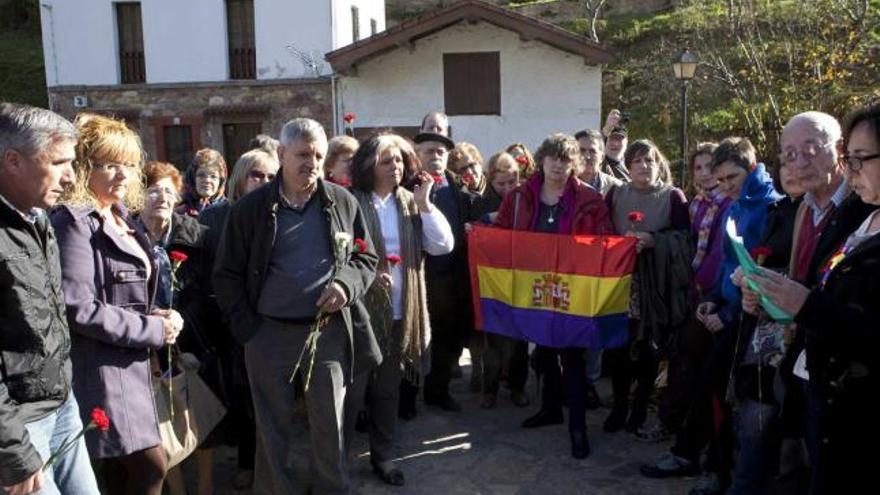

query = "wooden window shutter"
226;0;256;79
116;2;145;84
443;52;500;116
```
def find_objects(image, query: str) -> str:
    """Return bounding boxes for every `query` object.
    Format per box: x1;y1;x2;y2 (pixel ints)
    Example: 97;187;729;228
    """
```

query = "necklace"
547;203;560;224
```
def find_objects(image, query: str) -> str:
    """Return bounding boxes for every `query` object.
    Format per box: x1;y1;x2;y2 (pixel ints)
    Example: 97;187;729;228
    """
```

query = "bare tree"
582;0;608;43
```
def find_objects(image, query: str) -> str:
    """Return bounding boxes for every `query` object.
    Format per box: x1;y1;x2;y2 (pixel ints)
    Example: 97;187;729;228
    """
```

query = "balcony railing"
120;50;145;84
229;47;256;80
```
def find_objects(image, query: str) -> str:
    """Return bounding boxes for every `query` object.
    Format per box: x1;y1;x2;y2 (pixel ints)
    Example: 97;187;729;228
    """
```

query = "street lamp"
673;48;698;186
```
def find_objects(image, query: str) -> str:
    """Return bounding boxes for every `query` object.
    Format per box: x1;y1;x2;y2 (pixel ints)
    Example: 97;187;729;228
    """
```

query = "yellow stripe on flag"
477;266;631;318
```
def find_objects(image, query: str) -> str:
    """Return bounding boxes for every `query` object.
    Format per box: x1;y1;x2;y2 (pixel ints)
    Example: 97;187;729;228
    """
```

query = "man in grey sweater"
214;118;377;494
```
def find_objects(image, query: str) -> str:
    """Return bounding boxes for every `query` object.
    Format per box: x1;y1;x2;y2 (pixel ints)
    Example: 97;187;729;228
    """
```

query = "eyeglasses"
843;153;880;172
195;171;221;181
779;141;833;164
248;170;276;181
146;186;179;201
93;162;138;174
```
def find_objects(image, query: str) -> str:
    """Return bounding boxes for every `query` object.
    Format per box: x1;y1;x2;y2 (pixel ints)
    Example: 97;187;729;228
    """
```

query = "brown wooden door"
222;122;263;170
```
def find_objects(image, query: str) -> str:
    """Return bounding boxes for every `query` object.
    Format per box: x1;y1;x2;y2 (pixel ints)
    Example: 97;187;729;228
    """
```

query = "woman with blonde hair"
197;148;279;489
325;135;359;187
478;151;529;409
449;142;487;195
505;142;537;181
51;113;182;494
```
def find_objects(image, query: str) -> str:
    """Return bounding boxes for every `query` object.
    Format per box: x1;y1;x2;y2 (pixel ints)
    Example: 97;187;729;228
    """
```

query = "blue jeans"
728;399;779;495
24;393;100;495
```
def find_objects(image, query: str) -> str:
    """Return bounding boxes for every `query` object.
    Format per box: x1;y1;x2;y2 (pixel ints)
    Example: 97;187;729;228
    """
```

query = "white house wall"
338;21;602;155
144;0;228;83
256;0;332;79
40;0;382;86
40;0;119;86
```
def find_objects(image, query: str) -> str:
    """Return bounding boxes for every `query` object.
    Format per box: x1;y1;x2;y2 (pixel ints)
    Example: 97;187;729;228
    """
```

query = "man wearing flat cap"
602;126;631;182
408;132;480;413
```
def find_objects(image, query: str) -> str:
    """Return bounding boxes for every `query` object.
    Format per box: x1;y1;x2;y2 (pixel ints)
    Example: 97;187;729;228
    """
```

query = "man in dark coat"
213;118;378;494
0;104;99;494
413;132;480;412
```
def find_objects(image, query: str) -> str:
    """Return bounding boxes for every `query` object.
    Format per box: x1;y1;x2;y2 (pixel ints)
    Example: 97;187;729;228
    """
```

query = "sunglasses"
248;170;276;181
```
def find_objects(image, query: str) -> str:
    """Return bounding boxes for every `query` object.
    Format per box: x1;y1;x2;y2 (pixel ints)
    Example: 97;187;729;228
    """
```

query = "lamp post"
673;48;698;187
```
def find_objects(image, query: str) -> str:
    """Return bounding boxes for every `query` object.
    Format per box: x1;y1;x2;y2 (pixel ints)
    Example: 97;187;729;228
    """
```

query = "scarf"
353;188;432;375
691;188;727;271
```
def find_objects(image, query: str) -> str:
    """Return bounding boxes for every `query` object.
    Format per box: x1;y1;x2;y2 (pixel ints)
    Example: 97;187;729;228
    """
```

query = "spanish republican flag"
468;225;637;349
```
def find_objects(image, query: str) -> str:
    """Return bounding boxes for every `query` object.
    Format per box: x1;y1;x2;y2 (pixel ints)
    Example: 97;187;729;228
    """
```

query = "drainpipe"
329;0;338;135
40;2;59;88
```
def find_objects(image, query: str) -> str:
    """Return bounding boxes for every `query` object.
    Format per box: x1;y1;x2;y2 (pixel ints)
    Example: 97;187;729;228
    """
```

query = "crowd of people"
0;99;878;495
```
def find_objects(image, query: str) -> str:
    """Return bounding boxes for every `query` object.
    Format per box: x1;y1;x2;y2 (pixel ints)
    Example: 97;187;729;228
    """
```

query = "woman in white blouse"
348;133;454;486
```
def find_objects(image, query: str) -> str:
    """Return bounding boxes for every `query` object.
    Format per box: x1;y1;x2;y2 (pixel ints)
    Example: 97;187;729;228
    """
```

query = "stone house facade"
40;0;383;167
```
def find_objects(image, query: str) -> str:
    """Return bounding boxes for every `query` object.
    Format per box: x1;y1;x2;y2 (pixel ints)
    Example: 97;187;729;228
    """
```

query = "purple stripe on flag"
479;298;629;349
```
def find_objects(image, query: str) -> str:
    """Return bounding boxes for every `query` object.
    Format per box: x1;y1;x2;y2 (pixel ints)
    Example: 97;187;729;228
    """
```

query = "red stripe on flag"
467;225;637;329
468;225;636;277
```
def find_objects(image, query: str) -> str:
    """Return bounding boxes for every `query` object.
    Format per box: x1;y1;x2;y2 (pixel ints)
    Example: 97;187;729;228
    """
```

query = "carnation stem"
42;424;93;471
167;345;174;420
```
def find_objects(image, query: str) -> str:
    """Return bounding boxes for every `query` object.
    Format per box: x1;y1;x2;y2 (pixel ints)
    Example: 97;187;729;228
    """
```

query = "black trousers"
534;345;588;433
424;271;468;400
605;338;658;427
658;317;714;432
670;326;735;473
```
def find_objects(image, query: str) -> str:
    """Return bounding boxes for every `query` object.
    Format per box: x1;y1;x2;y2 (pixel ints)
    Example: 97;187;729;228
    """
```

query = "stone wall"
48;78;333;163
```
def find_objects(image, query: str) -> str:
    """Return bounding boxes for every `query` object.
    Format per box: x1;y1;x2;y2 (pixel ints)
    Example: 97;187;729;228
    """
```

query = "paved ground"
184;352;695;494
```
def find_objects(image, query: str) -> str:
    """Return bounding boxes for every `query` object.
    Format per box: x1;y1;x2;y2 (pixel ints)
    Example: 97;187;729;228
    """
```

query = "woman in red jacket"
495;133;613;458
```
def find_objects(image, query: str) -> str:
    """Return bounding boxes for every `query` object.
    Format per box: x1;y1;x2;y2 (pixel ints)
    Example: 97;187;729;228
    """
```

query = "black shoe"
424;394;462;412
603;403;628;433
570;430;591;459
371;460;405;486
521;408;564;428
585;385;601;410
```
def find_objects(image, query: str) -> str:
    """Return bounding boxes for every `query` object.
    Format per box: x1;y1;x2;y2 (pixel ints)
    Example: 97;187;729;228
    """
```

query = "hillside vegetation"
564;0;880;169
0;0;46;107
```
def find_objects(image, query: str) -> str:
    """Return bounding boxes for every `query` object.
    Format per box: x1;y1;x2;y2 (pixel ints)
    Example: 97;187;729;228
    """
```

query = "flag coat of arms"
468;225;637;349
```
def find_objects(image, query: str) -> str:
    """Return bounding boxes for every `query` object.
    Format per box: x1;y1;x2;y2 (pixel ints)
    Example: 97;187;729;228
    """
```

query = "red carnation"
169;250;189;264
387;254;402;266
91;407;110;432
515;155;529;168
343;112;356;124
354;238;368;253
627;211;645;223
750;246;773;265
43;406;111;471
431;173;443;185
